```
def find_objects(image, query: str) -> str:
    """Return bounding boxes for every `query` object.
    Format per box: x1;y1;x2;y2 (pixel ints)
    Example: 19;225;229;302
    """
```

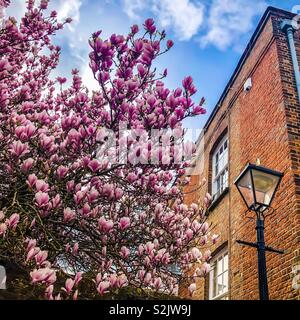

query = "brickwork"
179;7;300;300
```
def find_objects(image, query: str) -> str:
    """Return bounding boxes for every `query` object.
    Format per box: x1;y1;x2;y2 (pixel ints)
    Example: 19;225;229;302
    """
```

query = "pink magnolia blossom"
144;273;152;286
109;273;118;288
203;250;211;262
97;281;110;295
137;244;144;256
145;242;155;255
0;223;7;236
35;192;49;208
188;283;196;296
54;294;61;300
185;228;193;241
88;159;101;172
98;217;114;233
73;290;78;300
191;247;201;260
138;270;146;281
63;278;75;294
9;141;30;158
96;273;102;286
35;179;49;192
57;165;68;178
117;274;127;288
30;218;36;228
201;262;211;275
26;247;40;262
74;190;85;204
27;174;38;188
212;234;220;244
51;194;61;209
66;180;75;192
73;242;79;256
74;272;83;286
127;172;137;183
102;183;114;198
87;188;99;203
21;158;34;173
153;277;162;290
119;217;130;231
15;123;36;141
64;207;76;223
120;246;130;259
190;203;198;212
26;239;37;251
7;213;20;230
200;222;209;235
114;187;123;200
204;193;212;207
34;250;47;265
45;285;54;300
30;268;57;285
161;252;170;265
144;18;156;34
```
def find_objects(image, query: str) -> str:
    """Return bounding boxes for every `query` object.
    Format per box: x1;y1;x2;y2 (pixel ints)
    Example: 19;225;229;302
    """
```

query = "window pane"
217;275;223;295
219;155;224;172
0;265;6;289
217;257;223;275
209;251;229;300
223;271;228;293
215;152;219;163
212;136;229;198
224;169;228;187
224;254;228;271
211;261;217;298
217;178;220;195
224;147;228;164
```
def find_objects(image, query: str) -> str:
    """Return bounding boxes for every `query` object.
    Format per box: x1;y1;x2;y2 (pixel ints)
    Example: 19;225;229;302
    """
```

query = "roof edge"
203;6;295;132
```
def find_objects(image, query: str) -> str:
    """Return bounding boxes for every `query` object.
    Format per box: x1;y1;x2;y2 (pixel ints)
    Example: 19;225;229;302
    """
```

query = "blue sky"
7;0;300;131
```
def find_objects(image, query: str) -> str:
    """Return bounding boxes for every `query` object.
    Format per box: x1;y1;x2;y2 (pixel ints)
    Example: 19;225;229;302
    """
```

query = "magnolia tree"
0;0;217;300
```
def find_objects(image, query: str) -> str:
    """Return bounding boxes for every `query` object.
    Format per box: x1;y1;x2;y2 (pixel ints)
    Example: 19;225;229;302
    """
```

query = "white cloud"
5;0;27;22
122;0;146;20
5;0;83;32
122;0;204;41
200;0;267;50
56;0;83;31
121;0;265;46
152;0;205;41
81;62;99;92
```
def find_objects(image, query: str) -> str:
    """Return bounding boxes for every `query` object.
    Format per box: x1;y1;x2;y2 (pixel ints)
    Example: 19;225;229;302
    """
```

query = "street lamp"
234;163;284;300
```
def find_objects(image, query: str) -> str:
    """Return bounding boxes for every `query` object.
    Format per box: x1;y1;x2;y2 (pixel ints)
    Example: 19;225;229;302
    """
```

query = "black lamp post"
234;163;284;300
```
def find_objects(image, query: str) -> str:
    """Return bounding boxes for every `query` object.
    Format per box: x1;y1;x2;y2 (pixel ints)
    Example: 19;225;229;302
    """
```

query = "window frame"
212;135;229;200
208;248;229;300
0;264;6;290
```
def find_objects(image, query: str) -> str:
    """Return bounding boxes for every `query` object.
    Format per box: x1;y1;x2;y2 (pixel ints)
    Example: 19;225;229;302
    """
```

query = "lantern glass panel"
252;169;281;207
237;169;254;208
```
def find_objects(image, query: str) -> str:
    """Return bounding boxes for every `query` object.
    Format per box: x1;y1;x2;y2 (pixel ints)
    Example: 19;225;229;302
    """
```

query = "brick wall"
179;7;300;300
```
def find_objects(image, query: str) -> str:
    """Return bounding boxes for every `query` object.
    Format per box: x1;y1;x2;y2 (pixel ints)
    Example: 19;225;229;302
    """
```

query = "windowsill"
208;187;229;212
209;292;229;300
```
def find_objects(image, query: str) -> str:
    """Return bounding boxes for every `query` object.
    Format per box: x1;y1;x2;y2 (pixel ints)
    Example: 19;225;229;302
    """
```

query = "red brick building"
180;7;300;300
